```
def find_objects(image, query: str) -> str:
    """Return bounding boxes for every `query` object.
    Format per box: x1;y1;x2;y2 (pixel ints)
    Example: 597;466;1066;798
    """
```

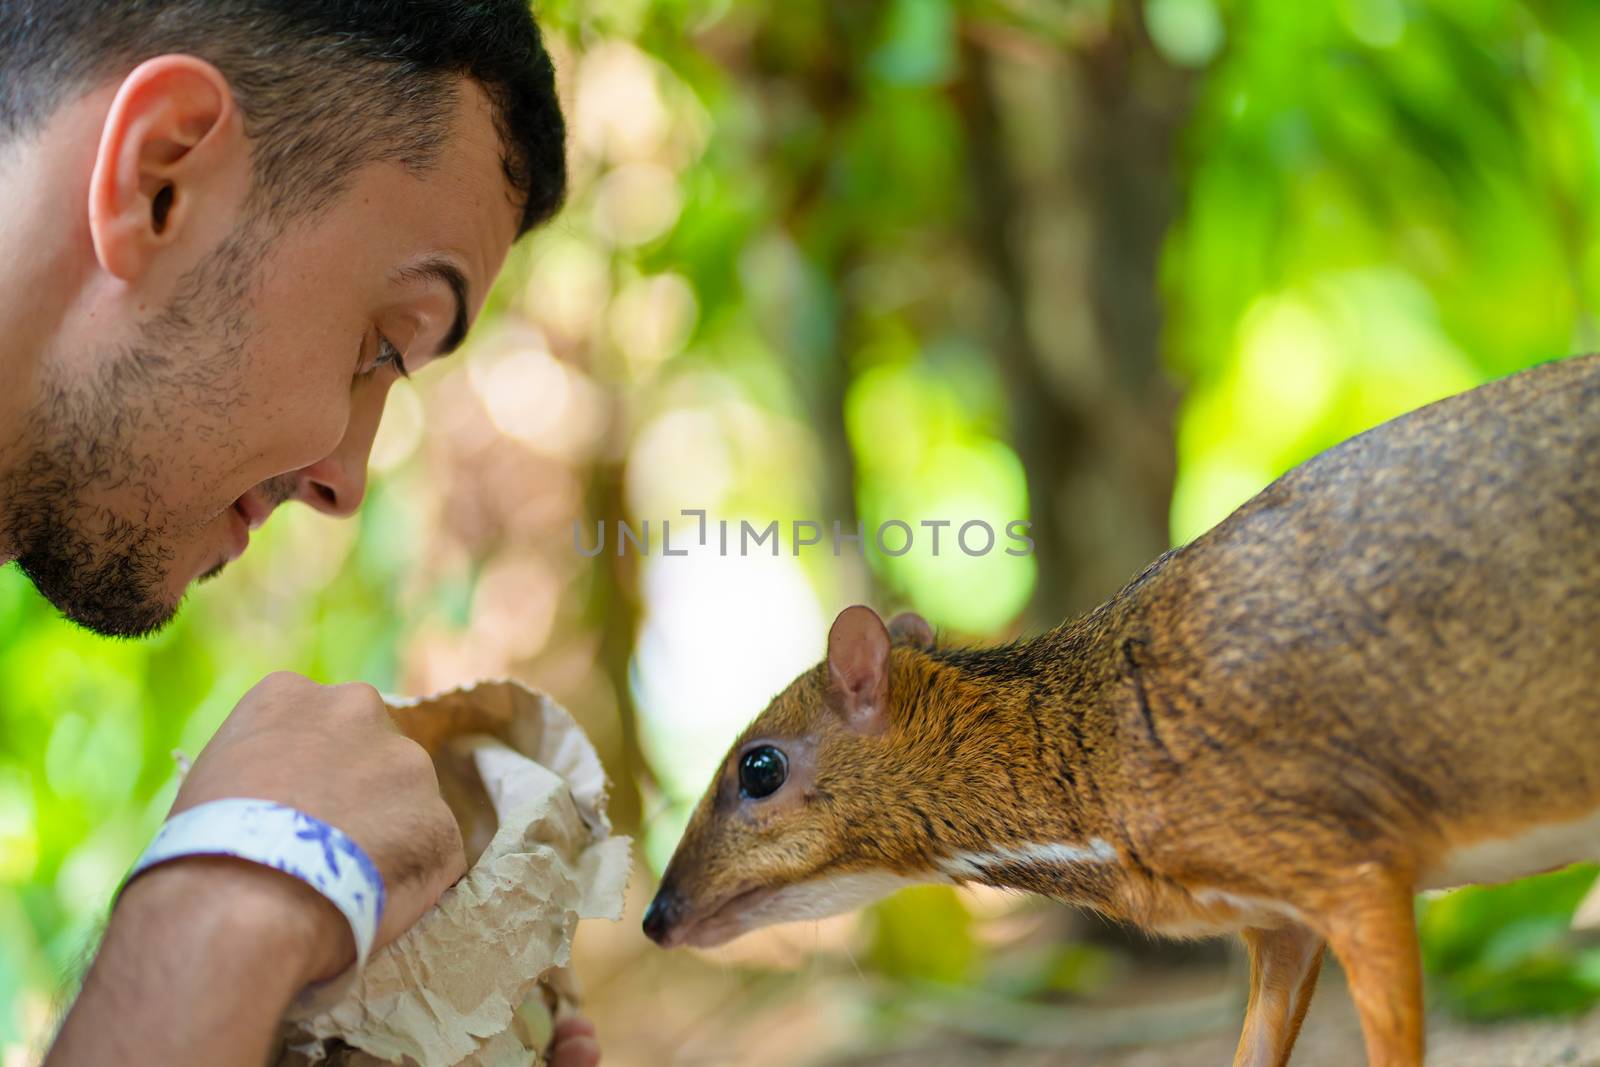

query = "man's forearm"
46;858;344;1067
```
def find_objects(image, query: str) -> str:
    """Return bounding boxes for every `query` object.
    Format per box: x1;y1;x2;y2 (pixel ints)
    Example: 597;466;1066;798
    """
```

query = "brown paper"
276;681;632;1066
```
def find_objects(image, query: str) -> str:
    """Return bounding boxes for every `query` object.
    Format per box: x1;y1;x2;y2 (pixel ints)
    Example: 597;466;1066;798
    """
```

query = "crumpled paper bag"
277;680;632;1066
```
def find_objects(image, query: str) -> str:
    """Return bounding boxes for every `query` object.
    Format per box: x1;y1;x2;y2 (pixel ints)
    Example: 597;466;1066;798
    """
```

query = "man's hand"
46;672;469;1066
170;671;468;977
551;1018;602;1067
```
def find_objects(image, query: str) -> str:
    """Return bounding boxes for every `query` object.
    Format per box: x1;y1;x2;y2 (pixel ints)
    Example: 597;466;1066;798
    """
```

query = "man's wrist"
125;798;386;975
45;857;353;1067
116;855;354;989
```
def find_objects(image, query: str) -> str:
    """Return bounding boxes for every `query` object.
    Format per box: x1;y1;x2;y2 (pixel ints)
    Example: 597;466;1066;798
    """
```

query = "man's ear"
887;611;934;650
88;55;243;281
825;605;891;735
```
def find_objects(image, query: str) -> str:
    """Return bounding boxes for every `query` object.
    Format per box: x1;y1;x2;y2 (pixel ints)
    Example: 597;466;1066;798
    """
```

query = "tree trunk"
958;5;1191;628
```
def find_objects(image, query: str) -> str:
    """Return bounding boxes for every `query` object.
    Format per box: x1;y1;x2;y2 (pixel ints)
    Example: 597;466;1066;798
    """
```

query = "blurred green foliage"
1167;0;1600;542
1421;865;1600;1019
7;0;1600;1059
866;884;979;986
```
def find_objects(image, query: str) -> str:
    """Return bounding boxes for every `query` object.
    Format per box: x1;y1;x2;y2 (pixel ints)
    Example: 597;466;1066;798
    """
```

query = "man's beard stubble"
1;225;263;638
4;389;176;637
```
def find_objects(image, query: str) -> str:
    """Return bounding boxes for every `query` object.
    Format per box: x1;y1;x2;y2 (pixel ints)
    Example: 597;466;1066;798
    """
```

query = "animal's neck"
921;598;1134;732
901;610;1135;892
925;622;1099;707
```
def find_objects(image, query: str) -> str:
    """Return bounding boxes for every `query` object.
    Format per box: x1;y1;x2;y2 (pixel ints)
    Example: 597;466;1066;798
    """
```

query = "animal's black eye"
739;745;788;799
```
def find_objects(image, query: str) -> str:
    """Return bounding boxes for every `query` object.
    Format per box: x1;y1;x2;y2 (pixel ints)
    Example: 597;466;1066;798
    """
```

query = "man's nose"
292;450;369;519
293;379;388;519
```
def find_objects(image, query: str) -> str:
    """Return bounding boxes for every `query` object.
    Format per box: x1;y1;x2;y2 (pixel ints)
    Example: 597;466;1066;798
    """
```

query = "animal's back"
1140;355;1600;854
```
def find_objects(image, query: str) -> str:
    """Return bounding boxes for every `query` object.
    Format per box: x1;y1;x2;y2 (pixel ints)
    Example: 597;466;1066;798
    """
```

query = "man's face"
7;80;520;636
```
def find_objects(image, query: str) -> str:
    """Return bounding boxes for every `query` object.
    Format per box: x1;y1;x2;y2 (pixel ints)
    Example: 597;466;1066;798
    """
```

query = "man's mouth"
224;500;251;563
220;491;273;567
233;491;273;531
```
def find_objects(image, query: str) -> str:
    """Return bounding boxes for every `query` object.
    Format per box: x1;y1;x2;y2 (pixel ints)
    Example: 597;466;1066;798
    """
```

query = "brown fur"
647;354;1600;1067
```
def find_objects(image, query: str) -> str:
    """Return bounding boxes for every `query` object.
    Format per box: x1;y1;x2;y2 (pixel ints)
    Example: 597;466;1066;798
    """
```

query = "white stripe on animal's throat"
937;839;1118;879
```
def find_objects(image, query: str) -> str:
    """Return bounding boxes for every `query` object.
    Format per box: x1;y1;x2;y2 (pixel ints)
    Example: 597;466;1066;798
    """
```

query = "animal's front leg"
1232;923;1326;1067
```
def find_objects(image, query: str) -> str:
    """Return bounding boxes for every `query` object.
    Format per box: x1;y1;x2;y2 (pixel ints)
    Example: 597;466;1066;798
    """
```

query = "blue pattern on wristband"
123;799;387;972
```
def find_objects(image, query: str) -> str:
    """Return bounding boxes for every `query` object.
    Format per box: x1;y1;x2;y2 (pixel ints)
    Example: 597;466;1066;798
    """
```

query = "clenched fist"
170;671;467;979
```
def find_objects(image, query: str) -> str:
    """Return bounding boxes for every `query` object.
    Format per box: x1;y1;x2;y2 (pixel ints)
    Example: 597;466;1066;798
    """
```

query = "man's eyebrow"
398;257;471;356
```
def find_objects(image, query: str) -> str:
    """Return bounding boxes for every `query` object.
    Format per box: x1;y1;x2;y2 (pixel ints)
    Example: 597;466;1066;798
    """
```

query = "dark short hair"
0;0;566;235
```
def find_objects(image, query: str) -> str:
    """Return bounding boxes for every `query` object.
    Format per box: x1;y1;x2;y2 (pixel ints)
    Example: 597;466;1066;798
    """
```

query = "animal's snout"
642;887;681;945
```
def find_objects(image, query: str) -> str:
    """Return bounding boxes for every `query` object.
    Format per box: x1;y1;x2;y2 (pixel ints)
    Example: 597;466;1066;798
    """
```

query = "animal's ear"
887;611;934;650
826;605;891;735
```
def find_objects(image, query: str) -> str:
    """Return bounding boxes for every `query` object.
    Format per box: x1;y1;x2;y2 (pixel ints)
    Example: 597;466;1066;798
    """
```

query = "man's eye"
360;335;410;380
375;335;410;379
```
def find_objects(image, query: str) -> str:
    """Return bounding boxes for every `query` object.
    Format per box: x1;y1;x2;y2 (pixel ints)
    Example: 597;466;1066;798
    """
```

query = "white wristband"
123;798;387;971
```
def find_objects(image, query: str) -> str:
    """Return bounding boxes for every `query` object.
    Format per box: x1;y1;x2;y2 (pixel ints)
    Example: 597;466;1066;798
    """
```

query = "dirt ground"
817;976;1600;1067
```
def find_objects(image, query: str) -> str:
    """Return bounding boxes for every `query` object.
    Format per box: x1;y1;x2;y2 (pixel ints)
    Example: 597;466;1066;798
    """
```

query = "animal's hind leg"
1233;924;1326;1067
1319;871;1424;1067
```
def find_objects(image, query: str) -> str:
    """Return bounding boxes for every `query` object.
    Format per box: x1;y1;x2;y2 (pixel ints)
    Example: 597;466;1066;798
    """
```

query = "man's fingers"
432;798;469;886
389;799;465;886
553;1018;596;1040
331;680;401;735
550;1018;600;1067
372;793;467;946
386;734;443;791
552;1035;599;1067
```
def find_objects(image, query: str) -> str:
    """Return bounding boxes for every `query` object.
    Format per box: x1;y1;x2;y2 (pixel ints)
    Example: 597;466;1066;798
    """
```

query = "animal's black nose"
642;889;678;945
